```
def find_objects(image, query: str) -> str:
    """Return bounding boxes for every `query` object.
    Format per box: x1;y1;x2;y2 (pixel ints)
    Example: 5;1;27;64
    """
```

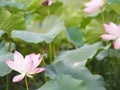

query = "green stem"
41;57;48;82
52;43;56;58
6;75;9;90
48;43;52;64
8;40;12;51
47;7;50;16
115;50;119;74
42;57;46;66
25;76;29;90
38;44;47;82
100;8;105;23
39;44;46;65
115;49;119;89
6;41;12;90
109;57;113;90
42;72;48;83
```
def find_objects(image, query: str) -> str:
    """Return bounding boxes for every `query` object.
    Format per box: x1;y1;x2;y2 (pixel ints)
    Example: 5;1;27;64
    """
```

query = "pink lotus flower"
83;0;105;13
42;0;52;6
100;22;120;49
5;51;45;82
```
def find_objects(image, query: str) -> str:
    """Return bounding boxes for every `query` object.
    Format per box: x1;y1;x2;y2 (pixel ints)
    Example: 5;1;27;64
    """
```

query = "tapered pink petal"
34;56;42;68
100;34;116;40
114;38;120;49
24;55;32;65
29;68;46;74
27;54;42;68
109;22;120;35
13;73;25;82
104;22;120;36
33;55;42;68
14;51;24;65
5;60;19;72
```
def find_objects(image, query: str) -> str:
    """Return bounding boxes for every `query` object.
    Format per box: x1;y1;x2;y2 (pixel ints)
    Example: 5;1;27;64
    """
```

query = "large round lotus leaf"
54;42;103;65
45;61;105;90
37;74;86;90
0;42;13;76
0;53;13;76
12;15;65;43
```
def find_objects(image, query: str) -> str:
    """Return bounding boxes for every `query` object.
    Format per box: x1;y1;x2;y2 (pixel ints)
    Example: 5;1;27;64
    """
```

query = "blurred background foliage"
0;0;120;90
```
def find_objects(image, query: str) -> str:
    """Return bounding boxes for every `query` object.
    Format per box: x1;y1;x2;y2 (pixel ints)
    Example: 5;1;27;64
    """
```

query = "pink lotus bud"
83;0;105;13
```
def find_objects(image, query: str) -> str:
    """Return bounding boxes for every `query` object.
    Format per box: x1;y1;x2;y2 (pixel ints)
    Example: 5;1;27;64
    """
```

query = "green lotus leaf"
37;74;86;90
12;15;65;43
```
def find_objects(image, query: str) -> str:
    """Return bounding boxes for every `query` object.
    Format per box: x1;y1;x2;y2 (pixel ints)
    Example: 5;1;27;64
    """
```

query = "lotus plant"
42;0;52;6
5;51;46;82
83;0;105;13
100;22;120;49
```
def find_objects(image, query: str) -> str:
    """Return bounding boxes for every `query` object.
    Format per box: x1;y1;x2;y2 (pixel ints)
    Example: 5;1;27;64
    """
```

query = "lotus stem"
25;76;29;90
